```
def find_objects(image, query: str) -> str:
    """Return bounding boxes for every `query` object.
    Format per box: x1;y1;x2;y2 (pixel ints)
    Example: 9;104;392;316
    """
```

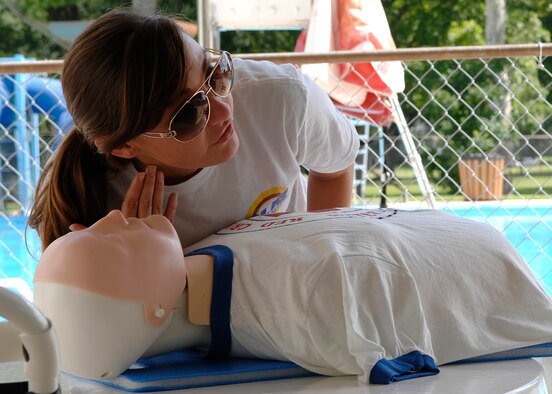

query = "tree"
0;0;297;57
0;0;198;57
381;0;551;191
0;2;64;58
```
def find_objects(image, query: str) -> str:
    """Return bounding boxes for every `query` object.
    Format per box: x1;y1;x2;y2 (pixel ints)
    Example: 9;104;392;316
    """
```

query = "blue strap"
369;351;439;384
186;245;234;359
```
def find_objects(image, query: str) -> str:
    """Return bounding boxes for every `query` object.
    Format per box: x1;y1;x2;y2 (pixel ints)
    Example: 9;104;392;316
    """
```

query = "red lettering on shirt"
225;223;252;231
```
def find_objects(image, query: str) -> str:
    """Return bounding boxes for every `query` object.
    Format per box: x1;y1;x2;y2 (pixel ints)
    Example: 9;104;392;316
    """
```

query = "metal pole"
1;43;551;74
13;54;32;211
197;0;206;46
198;0;216;48
30;114;40;187
390;96;436;209
378;125;389;208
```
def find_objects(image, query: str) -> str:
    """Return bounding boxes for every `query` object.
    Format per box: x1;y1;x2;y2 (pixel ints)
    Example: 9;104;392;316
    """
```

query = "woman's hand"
69;166;178;232
122;165;178;222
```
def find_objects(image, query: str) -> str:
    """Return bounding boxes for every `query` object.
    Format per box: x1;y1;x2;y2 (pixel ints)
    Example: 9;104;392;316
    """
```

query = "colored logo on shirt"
246;187;288;218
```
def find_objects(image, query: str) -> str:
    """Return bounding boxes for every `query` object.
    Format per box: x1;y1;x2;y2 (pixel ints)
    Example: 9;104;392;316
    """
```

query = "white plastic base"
34;283;170;380
56;358;548;394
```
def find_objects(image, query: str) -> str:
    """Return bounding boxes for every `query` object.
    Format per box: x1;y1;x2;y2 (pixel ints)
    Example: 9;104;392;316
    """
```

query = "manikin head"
33;210;187;379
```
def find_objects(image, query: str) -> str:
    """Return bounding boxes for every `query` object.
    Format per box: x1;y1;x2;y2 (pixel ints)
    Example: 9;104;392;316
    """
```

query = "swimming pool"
0;214;41;299
0;203;551;298
443;203;552;291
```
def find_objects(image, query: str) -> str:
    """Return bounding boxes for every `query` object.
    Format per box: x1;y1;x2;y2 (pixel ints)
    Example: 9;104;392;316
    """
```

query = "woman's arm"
307;163;355;210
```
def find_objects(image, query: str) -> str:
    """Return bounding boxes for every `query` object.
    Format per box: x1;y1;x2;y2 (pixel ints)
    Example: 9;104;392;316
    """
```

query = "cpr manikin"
33;210;214;379
33;207;552;384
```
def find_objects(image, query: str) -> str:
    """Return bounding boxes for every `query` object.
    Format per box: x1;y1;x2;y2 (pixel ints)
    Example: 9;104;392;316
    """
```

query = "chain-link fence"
0;44;551;299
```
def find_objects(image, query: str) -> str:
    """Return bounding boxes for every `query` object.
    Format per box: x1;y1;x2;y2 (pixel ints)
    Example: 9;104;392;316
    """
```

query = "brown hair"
28;8;188;250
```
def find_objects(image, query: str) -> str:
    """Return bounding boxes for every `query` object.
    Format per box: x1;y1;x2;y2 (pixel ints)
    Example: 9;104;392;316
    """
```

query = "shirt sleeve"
295;72;360;173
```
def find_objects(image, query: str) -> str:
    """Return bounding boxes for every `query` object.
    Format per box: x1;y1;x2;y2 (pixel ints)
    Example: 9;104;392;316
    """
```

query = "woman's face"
120;34;239;184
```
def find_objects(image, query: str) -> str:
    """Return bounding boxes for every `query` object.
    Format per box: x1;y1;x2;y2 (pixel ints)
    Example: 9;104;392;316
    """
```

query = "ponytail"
28;128;109;250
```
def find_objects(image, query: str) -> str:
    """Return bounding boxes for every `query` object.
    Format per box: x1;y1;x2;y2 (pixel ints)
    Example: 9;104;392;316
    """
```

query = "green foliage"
447;20;484;45
380;0;551;192
221;30;301;54
1;0;196;58
381;0;485;47
0;3;64;58
14;0;195;21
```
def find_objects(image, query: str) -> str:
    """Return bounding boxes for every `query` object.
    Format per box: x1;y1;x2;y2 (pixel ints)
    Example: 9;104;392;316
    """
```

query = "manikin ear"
94;136;138;159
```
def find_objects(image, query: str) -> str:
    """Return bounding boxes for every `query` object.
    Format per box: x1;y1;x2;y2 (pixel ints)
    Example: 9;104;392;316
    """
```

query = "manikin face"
33;210;187;379
35;210;187;326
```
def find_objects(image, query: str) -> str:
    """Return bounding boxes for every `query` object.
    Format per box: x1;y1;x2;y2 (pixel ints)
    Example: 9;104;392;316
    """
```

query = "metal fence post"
13;55;32;211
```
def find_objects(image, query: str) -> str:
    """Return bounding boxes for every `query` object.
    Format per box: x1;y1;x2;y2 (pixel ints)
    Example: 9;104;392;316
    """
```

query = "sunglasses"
142;49;234;143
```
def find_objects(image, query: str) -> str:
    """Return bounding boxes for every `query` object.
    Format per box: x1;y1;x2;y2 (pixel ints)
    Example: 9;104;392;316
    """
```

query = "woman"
29;8;359;249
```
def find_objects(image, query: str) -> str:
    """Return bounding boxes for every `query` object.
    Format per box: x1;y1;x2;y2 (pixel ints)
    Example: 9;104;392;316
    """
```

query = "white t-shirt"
187;208;552;382
107;59;359;246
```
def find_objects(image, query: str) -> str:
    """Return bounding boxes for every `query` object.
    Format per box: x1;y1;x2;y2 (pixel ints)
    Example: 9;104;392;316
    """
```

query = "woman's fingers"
121;172;145;217
137;166;157;218
121;166;178;222
152;171;165;216
164;192;179;223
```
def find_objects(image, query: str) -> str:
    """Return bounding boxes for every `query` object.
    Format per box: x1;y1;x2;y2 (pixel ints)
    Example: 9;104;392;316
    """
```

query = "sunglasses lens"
209;52;233;96
170;92;209;141
168;52;233;142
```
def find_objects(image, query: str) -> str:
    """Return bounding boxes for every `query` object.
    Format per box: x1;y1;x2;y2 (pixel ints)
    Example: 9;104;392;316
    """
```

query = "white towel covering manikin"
184;207;552;382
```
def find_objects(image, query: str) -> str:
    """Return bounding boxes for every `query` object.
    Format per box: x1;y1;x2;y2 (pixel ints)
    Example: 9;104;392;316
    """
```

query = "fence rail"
0;44;550;299
0;43;550;74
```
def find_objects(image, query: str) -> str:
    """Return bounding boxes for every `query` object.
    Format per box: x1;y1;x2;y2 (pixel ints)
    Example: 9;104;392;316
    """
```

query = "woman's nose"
207;93;232;125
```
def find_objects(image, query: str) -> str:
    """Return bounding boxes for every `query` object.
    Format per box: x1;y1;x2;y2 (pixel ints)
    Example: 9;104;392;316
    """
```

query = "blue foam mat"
98;349;317;392
450;342;552;364
98;343;552;392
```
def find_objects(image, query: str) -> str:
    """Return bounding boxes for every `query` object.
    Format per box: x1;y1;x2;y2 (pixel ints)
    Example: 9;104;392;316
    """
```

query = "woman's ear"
95;137;137;159
111;143;138;159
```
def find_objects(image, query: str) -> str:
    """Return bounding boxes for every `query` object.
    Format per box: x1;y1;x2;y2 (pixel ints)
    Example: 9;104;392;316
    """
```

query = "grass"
356;158;552;205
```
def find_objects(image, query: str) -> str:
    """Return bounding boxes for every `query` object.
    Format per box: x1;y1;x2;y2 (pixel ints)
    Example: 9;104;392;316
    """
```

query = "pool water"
0;214;41;299
443;204;552;291
0;205;551;298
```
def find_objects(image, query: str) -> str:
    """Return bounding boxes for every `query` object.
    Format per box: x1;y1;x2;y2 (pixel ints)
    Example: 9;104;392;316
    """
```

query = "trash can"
458;154;505;201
